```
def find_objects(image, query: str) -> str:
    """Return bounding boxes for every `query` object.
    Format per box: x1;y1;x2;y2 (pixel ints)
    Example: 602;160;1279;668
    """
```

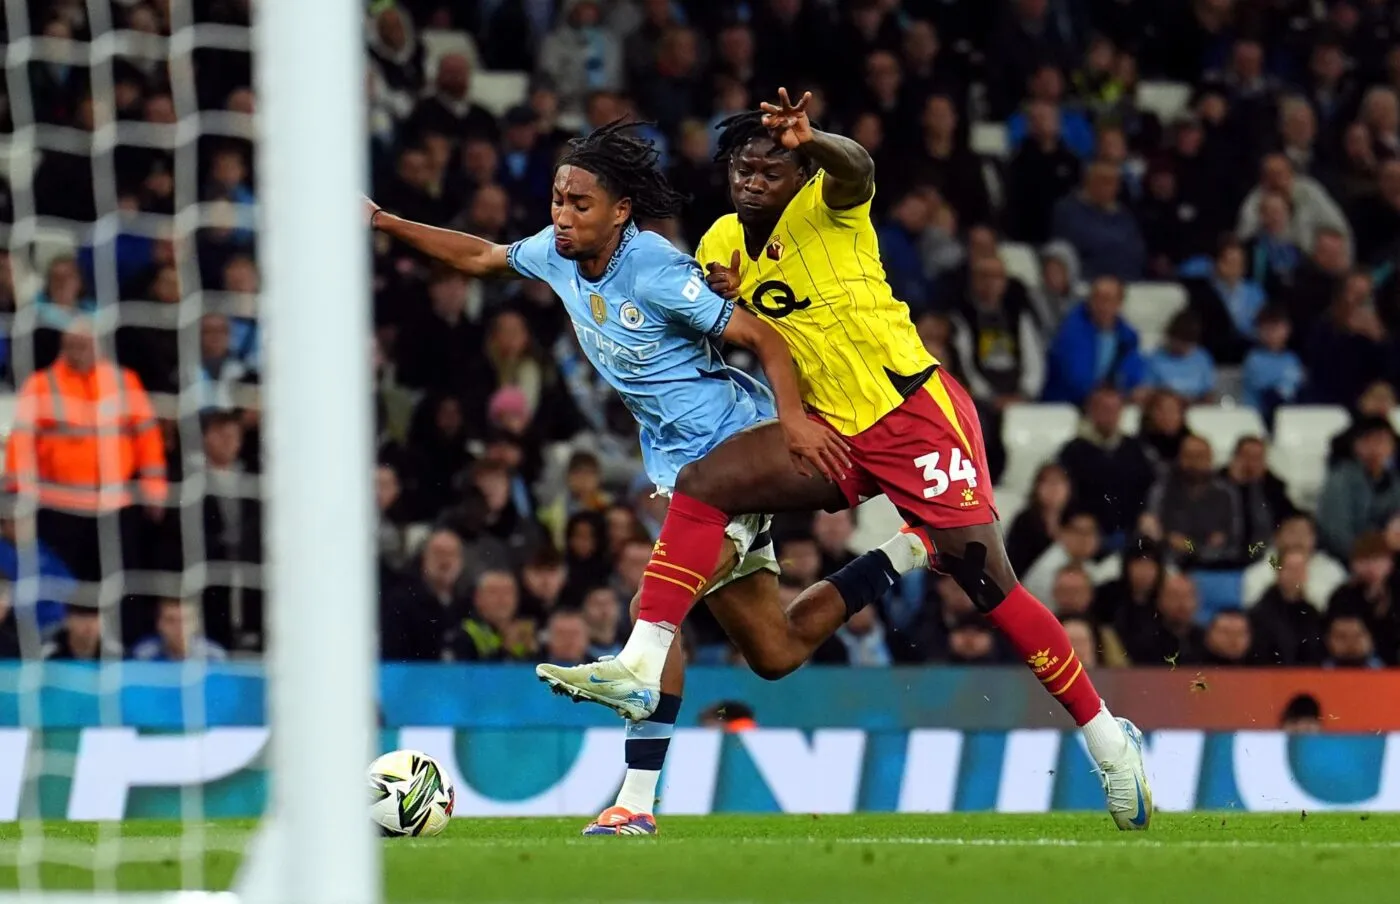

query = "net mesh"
1;0;256;894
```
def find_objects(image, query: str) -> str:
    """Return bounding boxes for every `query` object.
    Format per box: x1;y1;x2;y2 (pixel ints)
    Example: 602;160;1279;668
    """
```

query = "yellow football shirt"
695;170;936;436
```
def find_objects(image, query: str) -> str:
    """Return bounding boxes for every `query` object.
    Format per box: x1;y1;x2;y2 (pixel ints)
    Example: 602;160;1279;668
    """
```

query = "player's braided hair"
713;110;813;174
558;118;686;220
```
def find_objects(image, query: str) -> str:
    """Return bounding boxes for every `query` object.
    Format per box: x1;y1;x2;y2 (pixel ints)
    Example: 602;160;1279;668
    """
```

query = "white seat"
31;227;79;274
1390;408;1400;436
1119;404;1142;436
0;393;16;442
999;242;1041;291
971;122;1008;159
420;29;481;77
993;487;1028;525
471;72;530;116
1272;405;1351;510
850;495;906;554
1123;282;1188;351
1135;81;1193;124
1000;403;1079;497
1185;406;1267;467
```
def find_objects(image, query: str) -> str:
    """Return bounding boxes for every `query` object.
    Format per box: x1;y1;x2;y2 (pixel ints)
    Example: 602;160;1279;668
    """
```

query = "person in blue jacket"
1042;275;1146;405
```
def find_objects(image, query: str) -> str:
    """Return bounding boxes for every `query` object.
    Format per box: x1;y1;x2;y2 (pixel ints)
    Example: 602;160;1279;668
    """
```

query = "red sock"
985;584;1102;726
637;493;730;628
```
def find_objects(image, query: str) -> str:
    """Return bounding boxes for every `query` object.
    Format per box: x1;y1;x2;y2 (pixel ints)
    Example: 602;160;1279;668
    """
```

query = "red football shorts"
817;368;999;530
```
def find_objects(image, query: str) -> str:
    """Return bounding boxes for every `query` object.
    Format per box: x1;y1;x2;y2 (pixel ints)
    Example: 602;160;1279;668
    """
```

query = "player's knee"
748;655;796;682
940;542;1013;613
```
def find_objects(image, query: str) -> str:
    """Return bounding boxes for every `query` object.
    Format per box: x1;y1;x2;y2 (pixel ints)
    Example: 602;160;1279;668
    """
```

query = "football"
368;749;456;837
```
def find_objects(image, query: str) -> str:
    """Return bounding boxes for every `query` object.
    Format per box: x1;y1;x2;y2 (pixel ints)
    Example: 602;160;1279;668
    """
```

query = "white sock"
615;768;660;815
877;529;929;574
1081;702;1129;764
617;619;675;686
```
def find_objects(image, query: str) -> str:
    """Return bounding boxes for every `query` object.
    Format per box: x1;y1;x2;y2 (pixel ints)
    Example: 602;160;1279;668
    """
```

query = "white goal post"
0;0;379;899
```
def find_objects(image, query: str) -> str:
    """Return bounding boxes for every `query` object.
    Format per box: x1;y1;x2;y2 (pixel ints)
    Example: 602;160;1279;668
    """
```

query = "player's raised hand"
783;417;852;483
705;250;742;300
760;87;814;150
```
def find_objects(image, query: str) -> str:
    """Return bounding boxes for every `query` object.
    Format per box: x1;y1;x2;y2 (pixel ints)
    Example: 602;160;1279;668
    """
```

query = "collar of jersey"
578;220;638;285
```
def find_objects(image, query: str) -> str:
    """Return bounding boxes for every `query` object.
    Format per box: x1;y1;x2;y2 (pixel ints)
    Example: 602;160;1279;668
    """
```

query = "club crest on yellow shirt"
589;293;607;325
766;237;784;261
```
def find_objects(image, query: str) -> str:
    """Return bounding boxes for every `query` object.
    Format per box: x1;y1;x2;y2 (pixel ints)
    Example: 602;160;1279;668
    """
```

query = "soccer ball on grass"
368;749;455;837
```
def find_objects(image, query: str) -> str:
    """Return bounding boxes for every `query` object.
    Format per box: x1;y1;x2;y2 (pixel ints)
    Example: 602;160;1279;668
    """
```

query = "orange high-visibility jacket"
4;359;168;513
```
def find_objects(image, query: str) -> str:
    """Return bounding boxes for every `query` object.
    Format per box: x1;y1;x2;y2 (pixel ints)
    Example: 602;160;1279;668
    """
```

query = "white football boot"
1098;717;1153;830
536;656;660;721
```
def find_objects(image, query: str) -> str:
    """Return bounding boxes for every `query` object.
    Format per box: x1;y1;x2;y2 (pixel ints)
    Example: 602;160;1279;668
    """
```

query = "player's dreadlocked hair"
558;119;687;220
712;111;813;173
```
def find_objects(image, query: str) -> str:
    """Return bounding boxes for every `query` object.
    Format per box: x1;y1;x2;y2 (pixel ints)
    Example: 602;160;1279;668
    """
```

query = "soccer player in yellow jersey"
540;90;1151;834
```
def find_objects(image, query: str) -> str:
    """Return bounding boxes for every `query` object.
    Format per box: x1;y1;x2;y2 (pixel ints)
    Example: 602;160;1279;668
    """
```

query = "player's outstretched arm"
719;306;851;482
365;197;514;278
760;87;873;210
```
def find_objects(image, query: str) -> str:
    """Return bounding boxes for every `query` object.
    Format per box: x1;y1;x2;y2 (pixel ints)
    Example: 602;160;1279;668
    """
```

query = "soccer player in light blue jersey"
367;121;937;836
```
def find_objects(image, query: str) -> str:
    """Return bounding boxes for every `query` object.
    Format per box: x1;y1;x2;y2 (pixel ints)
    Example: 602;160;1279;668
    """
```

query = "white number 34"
914;448;978;499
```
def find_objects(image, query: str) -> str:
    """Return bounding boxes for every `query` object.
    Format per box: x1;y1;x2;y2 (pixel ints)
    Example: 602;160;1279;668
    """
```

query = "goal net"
0;1;376;901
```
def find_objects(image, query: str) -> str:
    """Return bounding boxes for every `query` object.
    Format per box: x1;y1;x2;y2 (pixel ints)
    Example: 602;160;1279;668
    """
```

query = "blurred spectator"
1050;160;1146;281
1321;613;1384;668
1201;609;1257;666
1359;87;1400;162
1237;153;1351;255
1005;463;1073;576
1250;549;1326;666
945;613;1002;665
379;527;464;661
1042;276;1146;404
376;462;426;574
1316;418;1400;559
1306;270;1394;407
1027;241;1082;334
1242;306;1305;421
1143;434;1242;568
1137;389;1191;475
196;314;254;412
450;568;535;662
496;105;556;222
1279;693;1324;732
539;451;613;550
1057;386;1156;540
366;4;425;122
1222;436;1296;557
1006;100;1082;244
638;27;705;137
1049;563;1095;618
197;410;263;652
878;191;939;306
541;608;591;666
1302;38;1358;135
518;547;567;622
776;533;822;589
1351;159;1400;266
1094;536;1164;626
906;95;992;231
42;604;120;661
395;266;482;395
1326;531;1400;665
828;604;892;667
4;324;167;644
582;585;624;659
1243;190;1305;299
1328;381;1399;468
1142;310;1216;402
1186;235;1264;366
698;700;757;732
130;598;227;662
408;53;499;143
1134;161;1197;276
612;537;652;605
0;581;17;659
1242;514;1348;612
1119;572;1205;667
538;0;624;118
986;0;1080;120
947;255;1046;406
1008;64;1095;159
1023;511;1119;603
1276;96;1324;183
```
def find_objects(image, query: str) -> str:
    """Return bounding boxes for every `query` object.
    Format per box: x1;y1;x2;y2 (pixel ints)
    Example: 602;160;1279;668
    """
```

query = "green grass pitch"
1;813;1396;903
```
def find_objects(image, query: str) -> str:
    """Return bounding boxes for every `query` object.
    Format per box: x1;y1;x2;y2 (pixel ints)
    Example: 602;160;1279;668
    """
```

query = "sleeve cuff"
505;240;524;277
707;299;736;338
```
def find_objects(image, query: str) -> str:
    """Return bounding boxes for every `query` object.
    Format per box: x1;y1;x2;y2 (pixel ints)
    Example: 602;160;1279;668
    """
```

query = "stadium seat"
1391;408;1400;436
971;122;1008;159
421;29;481;76
1123;282;1187;351
0;393;15;441
850;495;905;554
1134;81;1193;123
1185;406;1267;467
1000;403;1079;496
1271;405;1351;510
1190;569;1246;624
471;72;531;116
999;243;1041;291
30;227;78;274
1119;404;1141;435
993;486;1028;523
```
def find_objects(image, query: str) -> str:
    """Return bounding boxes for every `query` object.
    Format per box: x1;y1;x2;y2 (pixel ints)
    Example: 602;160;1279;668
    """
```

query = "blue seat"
1189;569;1246;624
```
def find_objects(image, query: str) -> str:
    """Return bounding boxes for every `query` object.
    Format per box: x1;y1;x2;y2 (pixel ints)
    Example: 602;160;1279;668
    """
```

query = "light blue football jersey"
507;221;775;491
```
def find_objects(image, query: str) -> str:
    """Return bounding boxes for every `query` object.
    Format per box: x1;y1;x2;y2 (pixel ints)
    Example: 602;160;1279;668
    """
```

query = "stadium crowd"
0;0;1397;670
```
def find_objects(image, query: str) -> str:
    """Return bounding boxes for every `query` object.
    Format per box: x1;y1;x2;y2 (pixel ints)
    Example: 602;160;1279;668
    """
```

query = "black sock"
826;550;898;620
624;692;682;770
